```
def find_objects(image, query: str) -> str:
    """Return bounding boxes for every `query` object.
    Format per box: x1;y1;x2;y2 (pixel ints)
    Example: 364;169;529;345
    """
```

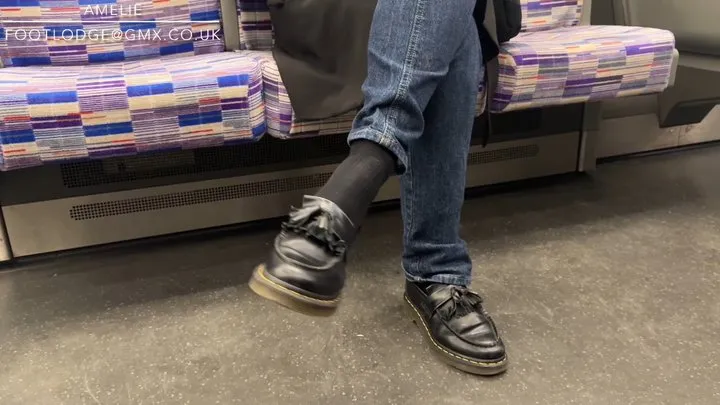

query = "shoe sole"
404;294;508;376
249;264;339;317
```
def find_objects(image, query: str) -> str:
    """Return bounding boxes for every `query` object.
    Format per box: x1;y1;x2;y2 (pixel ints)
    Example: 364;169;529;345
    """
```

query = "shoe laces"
281;204;348;256
438;286;485;319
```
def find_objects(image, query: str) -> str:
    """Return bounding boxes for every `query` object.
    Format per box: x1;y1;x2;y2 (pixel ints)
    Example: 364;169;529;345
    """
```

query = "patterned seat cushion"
245;51;487;138
0;0;224;67
0;53;265;171
492;25;676;113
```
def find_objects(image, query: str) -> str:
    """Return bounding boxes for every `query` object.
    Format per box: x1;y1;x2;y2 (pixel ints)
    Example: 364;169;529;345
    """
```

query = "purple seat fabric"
0;1;266;171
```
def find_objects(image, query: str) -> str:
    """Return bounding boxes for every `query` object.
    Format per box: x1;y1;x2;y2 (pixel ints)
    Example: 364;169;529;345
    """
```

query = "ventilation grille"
69;173;332;220
68;143;540;220
60;135;349;189
468;144;539;165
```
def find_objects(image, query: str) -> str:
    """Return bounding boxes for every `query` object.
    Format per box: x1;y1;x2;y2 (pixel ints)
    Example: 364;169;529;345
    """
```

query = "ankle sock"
316;140;396;226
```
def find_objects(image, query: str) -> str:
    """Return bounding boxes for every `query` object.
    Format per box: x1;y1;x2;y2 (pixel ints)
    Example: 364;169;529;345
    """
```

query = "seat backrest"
520;0;585;32
236;0;273;50
0;0;225;67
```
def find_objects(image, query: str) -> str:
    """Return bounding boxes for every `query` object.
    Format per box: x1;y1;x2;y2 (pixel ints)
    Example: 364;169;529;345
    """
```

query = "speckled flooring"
1;147;719;404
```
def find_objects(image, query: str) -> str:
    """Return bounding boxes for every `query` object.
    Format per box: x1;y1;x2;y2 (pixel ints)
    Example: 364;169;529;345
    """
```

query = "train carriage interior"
0;0;718;403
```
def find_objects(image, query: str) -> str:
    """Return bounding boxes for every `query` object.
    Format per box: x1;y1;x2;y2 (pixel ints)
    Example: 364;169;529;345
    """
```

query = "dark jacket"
268;0;499;121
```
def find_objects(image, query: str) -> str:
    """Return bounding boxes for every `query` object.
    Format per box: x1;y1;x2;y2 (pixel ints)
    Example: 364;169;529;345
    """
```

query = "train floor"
1;146;719;404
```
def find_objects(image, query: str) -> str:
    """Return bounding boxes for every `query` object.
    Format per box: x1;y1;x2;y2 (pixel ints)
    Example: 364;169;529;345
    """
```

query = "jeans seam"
381;0;427;139
403;162;416;276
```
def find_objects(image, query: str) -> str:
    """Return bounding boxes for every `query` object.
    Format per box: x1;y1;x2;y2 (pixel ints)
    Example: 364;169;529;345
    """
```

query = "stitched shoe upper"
264;196;356;299
406;280;506;362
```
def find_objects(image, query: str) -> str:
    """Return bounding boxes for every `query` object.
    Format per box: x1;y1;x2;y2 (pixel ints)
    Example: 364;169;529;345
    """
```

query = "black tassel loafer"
405;280;508;375
249;195;357;316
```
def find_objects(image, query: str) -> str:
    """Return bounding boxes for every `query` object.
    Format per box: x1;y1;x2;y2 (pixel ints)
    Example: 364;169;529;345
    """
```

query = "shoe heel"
249;264;338;317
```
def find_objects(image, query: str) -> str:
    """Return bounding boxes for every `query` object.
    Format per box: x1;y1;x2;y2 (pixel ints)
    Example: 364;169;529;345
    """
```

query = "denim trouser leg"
347;0;480;173
402;29;482;287
346;0;482;286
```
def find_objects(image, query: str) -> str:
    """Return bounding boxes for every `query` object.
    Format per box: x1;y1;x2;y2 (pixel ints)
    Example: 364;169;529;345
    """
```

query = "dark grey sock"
316;140;396;226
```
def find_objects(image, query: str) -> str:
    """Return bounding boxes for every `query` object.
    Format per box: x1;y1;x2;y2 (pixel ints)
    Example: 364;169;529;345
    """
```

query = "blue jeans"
347;0;483;286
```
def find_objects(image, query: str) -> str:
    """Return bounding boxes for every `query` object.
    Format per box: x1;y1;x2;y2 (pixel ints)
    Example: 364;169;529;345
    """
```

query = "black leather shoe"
405;281;508;375
249;195;356;316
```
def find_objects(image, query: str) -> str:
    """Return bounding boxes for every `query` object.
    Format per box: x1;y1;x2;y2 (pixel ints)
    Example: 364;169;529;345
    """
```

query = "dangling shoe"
249;195;357;316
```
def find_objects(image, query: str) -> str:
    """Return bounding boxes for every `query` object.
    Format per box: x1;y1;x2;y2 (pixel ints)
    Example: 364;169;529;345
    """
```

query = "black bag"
493;0;522;43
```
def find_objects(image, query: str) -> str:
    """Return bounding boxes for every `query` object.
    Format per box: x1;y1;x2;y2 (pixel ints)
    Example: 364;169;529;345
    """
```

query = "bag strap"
481;0;500;147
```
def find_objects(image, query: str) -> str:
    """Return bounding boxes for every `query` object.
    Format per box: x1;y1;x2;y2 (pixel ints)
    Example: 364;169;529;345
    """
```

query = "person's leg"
400;22;508;376
400;35;480;288
249;0;479;315
319;0;485;227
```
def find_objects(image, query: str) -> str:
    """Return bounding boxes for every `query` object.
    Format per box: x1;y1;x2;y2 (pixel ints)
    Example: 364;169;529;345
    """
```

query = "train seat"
237;0;677;138
0;1;265;172
493;25;675;113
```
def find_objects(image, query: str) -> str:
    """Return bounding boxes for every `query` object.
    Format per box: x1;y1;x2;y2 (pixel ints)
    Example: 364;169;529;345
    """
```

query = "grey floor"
1;147;720;405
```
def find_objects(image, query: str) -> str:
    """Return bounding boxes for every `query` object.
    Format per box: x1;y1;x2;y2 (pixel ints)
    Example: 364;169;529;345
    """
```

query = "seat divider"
220;0;241;51
580;0;593;25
